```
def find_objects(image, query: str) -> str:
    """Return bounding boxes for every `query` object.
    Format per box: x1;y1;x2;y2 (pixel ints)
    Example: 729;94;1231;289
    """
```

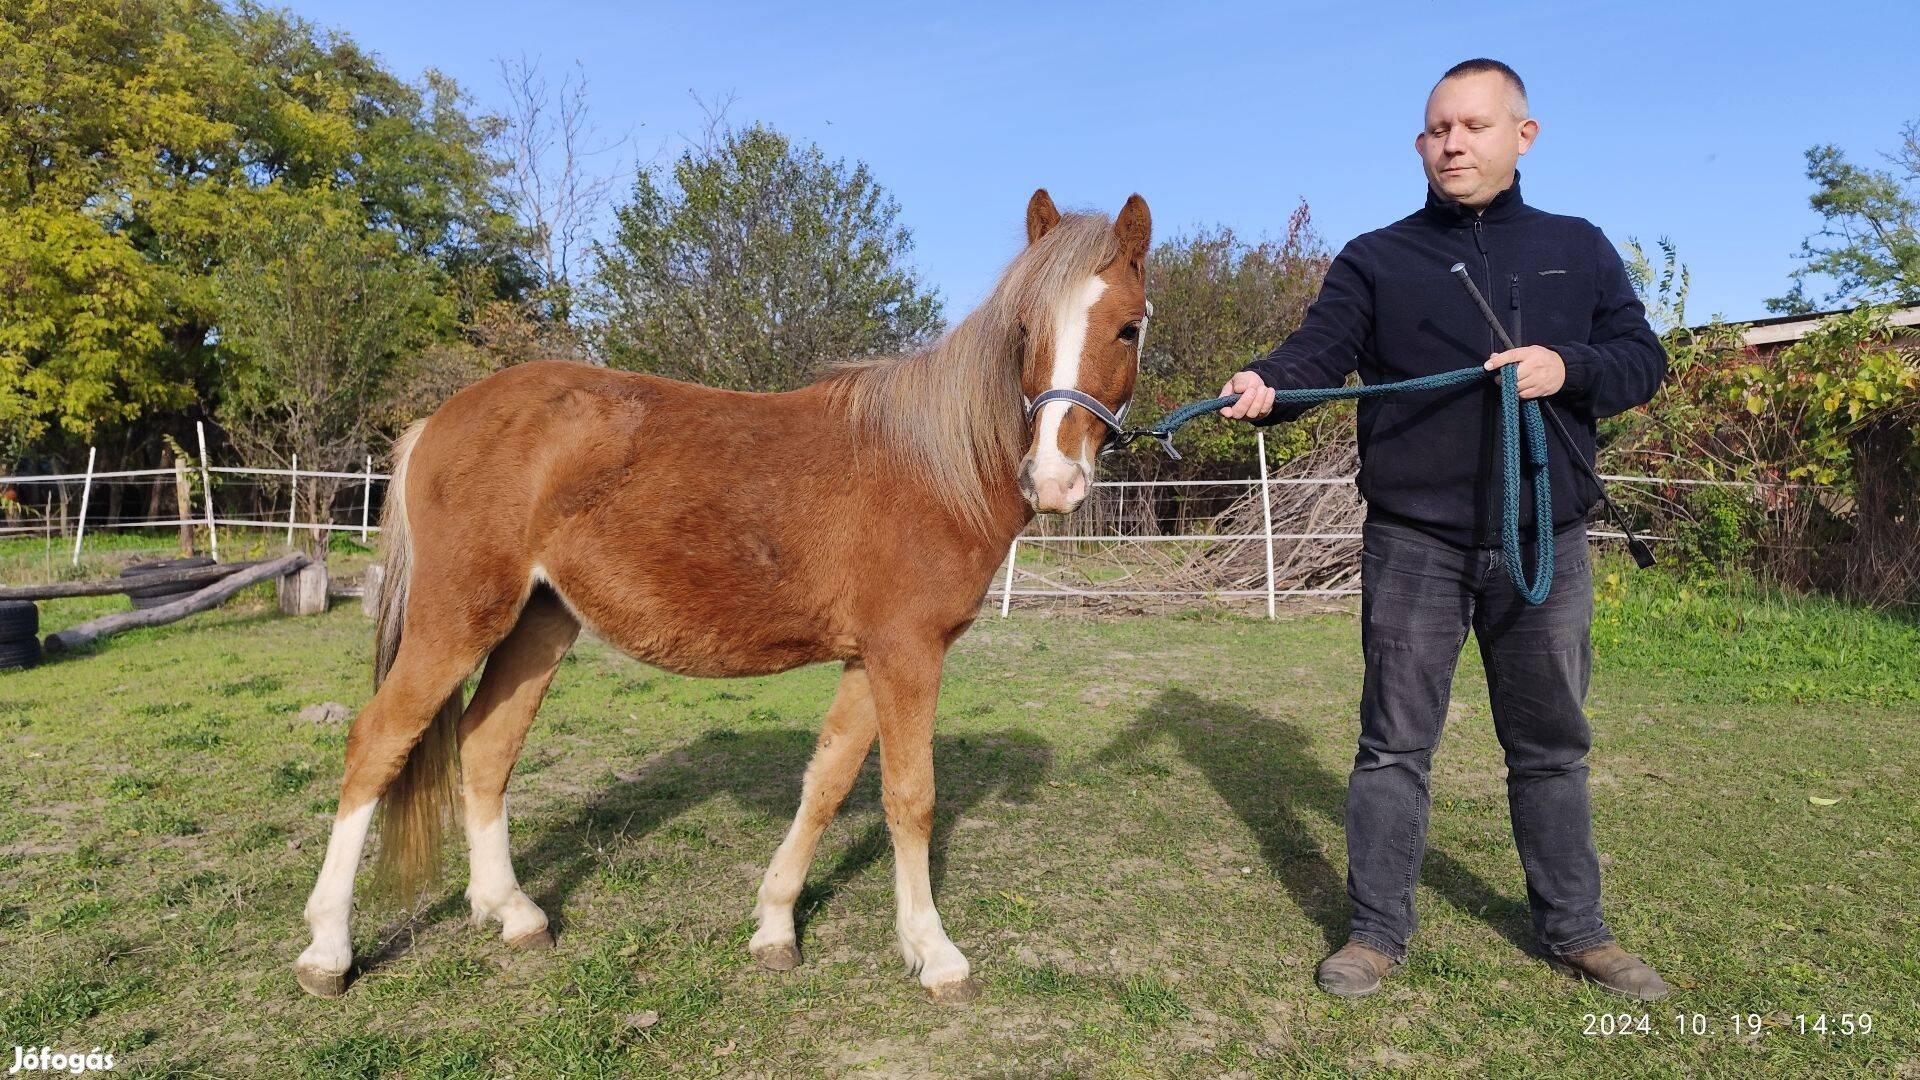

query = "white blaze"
1032;275;1109;484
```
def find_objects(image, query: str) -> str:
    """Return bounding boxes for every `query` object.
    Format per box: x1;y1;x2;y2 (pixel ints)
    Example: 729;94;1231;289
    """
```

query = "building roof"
1694;302;1920;347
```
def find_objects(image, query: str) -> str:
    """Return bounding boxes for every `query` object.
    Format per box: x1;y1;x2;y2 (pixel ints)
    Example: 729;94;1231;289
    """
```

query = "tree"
214;212;448;548
1770;121;1920;314
1622;236;1691;336
0;0;529;461
1127;203;1333;476
495;55;625;326
1737;308;1919;604
1608;236;1920;602
585;123;943;391
0;206;174;450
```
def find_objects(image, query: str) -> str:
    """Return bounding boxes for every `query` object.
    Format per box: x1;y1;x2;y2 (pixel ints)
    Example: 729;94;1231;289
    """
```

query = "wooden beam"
42;553;310;654
0;560;268;601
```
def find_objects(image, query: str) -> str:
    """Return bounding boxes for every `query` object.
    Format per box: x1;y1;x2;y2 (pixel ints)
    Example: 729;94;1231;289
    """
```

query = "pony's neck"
821;298;1034;543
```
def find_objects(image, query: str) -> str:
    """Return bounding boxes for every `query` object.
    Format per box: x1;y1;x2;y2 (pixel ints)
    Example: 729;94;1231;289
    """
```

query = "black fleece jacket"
1241;175;1666;547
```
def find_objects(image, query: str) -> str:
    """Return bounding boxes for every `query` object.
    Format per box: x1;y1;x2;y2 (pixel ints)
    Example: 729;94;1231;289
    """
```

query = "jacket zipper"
1510;271;1522;343
1473;218;1495;353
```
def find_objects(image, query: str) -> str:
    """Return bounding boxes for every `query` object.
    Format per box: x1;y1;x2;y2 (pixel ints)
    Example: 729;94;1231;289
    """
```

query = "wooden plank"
42;553;310;654
0;560;267;601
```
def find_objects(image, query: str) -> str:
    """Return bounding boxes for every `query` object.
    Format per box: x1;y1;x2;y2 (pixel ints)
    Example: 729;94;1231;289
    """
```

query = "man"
1220;59;1669;1000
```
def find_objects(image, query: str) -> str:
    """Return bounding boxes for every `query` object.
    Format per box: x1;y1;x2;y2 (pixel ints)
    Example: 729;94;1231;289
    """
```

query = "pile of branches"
1158;438;1362;598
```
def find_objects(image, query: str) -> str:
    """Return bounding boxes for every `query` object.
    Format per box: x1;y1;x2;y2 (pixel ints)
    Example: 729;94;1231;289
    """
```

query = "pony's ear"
1114;194;1151;266
1026;188;1061;245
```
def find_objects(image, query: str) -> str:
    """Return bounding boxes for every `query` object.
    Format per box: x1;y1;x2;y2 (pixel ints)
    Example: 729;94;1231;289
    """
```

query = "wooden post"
286;453;299;546
173;453;194;555
360;563;383;618
70;446;96;566
1256;430;1276;620
196;421;219;562
278;557;330;616
360;454;372;543
999;538;1018;617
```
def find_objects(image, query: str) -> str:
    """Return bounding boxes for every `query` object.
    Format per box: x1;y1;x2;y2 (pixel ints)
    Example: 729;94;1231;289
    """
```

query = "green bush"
1672;484;1760;581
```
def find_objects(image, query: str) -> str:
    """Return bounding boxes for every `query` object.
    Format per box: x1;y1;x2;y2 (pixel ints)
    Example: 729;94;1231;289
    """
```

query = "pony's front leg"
868;642;977;1003
751;663;878;970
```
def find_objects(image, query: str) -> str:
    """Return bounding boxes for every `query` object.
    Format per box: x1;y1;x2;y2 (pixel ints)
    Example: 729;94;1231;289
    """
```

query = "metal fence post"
70;446;96;566
360;454;373;543
999;538;1018;617
196;421;220;563
1256;430;1276;620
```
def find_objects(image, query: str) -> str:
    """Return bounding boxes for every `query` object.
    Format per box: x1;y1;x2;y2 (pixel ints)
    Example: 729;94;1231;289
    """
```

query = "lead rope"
1133;362;1553;603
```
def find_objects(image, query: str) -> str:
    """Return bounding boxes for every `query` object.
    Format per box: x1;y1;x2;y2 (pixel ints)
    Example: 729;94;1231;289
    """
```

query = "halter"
1023;299;1184;458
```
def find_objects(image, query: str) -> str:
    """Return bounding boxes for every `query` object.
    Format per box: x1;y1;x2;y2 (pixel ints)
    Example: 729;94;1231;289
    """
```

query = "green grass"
0;556;1915;1076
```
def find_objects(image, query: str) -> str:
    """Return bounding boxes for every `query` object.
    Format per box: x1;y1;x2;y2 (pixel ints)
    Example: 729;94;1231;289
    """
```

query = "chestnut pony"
296;190;1151;1003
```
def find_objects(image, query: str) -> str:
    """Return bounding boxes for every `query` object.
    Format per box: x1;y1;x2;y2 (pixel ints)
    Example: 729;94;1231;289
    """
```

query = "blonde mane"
819;212;1120;537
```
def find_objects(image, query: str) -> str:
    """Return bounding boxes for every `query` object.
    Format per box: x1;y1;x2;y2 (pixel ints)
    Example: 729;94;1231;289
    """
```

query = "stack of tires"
0;600;38;671
121;556;216;610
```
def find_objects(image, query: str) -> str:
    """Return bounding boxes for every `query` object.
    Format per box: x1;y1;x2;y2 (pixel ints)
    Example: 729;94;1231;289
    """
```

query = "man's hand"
1219;370;1276;421
1484;346;1565;399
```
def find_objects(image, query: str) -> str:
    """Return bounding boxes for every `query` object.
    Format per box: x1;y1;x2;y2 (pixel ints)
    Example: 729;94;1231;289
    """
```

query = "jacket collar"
1422;171;1525;226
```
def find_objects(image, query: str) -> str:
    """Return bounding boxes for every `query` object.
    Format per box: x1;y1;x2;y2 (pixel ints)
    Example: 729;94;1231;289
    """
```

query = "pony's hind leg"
296;637;486;997
750;663;878;970
458;589;579;949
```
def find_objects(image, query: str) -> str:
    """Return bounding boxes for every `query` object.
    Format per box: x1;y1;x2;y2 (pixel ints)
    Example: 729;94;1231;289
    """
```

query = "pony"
295;189;1152;1003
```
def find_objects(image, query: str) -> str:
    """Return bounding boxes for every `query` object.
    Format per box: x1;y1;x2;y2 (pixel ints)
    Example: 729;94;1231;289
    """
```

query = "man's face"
1415;71;1538;208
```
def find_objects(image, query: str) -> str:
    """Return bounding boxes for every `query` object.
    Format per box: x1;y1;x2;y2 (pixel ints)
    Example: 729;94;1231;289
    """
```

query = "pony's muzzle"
1019;456;1088;515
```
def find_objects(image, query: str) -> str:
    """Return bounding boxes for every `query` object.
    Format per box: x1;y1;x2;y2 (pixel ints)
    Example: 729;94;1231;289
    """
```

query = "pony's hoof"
926;977;981;1005
752;942;802;971
506;927;554;951
296;964;348;998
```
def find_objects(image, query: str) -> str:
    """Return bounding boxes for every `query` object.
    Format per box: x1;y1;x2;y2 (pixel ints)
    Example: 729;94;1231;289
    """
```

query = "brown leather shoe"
1315;939;1401;999
1550;943;1670;1001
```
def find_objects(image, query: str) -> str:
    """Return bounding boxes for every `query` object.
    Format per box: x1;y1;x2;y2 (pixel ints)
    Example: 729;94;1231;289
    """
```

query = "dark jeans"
1346;517;1614;961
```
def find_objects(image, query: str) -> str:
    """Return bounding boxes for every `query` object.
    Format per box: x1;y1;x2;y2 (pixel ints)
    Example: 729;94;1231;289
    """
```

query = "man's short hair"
1435;58;1529;118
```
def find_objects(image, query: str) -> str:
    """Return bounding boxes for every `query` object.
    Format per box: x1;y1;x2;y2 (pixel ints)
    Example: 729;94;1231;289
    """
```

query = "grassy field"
1;547;1916;1077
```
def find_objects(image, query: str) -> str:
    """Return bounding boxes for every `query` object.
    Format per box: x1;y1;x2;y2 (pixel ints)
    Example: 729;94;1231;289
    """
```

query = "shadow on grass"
1101;688;1536;957
359;723;1052;978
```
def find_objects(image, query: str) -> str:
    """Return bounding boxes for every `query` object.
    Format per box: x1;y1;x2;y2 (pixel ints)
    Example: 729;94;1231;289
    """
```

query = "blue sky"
298;0;1918;325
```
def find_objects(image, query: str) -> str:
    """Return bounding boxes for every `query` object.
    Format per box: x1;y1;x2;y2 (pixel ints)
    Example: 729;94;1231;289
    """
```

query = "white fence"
991;429;1702;618
1;423;383;563
5;424;1766;617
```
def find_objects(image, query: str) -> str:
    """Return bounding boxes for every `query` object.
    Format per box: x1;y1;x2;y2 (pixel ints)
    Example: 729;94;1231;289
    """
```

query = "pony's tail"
369;419;462;906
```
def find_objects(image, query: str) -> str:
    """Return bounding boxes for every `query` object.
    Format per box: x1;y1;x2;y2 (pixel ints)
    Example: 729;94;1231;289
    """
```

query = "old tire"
0;600;37;640
121;556;216;577
0;636;42;671
129;586;200;610
122;557;216;610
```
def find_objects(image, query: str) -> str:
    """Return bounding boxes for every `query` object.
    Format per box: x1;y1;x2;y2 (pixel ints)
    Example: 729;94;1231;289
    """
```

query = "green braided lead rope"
1140;363;1554;604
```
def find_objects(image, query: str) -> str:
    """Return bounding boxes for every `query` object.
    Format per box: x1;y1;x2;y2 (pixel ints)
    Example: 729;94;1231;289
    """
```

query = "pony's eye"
1117;323;1140;343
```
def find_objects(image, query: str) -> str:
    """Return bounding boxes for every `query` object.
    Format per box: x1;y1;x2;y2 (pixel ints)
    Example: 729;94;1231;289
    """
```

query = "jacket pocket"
1524;267;1592;344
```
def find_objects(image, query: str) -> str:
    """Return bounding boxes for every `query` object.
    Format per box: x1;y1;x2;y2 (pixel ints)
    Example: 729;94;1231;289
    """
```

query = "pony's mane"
818;212;1119;538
